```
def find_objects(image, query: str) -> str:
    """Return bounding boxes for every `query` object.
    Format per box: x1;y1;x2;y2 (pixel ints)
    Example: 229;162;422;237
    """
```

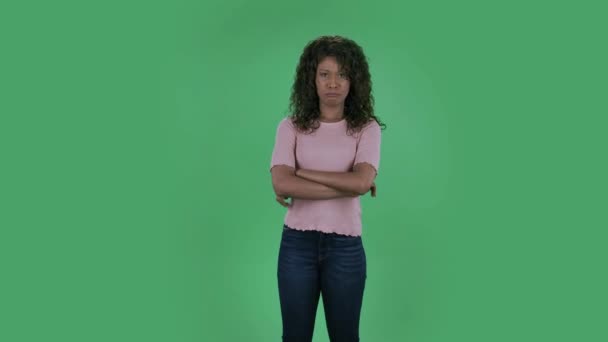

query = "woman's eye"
319;72;347;79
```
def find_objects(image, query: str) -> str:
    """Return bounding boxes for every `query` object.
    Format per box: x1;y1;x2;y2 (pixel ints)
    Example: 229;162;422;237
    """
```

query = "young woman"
269;35;385;342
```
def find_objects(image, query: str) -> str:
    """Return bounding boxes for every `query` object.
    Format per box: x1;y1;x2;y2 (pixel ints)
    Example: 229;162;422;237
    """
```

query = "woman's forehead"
317;56;345;71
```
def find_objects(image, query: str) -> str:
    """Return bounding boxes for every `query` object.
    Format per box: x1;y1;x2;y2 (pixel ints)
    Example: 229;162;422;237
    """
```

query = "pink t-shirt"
269;116;382;236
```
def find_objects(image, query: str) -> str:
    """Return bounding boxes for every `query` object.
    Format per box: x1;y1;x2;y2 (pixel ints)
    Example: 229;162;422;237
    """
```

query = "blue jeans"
277;224;367;342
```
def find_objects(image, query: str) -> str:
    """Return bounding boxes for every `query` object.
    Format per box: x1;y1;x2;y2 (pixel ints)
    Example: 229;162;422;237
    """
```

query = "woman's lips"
326;93;340;97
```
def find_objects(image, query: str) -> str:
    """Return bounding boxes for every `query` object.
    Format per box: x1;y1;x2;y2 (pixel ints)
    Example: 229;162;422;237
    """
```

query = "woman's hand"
275;193;291;207
370;182;376;197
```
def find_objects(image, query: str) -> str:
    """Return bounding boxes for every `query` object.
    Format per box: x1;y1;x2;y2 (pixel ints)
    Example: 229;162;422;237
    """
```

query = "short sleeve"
353;120;381;174
270;117;297;172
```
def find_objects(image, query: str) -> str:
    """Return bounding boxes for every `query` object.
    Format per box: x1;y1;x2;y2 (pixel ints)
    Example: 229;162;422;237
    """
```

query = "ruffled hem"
283;223;362;237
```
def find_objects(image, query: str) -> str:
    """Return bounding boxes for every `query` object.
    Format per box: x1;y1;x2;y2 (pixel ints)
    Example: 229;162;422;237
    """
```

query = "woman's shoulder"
277;115;296;130
281;115;295;124
367;119;379;126
274;116;299;136
360;118;381;132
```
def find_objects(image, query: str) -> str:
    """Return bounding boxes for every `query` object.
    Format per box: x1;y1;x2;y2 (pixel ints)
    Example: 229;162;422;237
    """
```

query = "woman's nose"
328;77;338;88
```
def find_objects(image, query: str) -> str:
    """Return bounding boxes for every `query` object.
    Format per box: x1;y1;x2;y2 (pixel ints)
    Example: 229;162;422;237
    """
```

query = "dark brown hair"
287;35;386;136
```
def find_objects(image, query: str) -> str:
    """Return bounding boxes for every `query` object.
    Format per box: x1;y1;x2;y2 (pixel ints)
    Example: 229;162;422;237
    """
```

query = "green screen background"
1;0;606;341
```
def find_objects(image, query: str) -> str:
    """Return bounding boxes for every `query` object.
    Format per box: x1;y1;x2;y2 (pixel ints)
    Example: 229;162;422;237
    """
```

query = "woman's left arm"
296;162;377;195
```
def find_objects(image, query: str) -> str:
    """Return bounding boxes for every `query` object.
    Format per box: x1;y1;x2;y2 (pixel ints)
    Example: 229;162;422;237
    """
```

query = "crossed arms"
270;163;377;207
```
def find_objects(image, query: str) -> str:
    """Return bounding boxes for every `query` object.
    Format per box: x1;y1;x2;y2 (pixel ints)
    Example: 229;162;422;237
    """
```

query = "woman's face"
315;56;350;107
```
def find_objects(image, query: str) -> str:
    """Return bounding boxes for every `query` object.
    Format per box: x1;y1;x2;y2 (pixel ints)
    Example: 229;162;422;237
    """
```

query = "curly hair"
287;35;386;136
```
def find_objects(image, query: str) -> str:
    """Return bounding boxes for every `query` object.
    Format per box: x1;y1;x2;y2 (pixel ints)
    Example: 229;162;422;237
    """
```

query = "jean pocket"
331;234;361;247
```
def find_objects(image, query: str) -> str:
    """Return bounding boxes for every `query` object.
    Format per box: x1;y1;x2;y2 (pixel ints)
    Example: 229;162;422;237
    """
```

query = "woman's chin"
322;98;344;106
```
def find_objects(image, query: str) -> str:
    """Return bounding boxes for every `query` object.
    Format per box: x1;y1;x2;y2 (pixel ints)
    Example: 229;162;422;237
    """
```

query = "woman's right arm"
271;165;359;200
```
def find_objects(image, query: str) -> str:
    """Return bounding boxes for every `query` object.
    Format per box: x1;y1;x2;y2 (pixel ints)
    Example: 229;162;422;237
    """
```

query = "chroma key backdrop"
1;0;606;341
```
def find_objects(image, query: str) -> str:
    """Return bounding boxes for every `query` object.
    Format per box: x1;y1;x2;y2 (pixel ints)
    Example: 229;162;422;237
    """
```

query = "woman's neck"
319;104;344;122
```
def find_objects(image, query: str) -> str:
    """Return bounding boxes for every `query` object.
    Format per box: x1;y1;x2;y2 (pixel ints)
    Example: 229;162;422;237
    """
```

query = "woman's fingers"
276;197;286;207
276;195;290;207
